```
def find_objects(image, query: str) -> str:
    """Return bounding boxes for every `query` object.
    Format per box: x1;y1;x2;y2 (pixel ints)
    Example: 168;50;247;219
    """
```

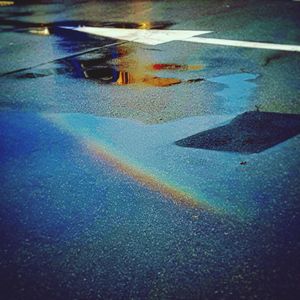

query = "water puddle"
2;17;205;86
15;41;204;87
16;59;204;87
1;17;205;86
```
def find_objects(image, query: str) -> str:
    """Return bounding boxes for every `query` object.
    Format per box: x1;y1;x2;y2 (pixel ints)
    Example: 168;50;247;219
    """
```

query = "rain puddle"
15;42;204;87
16;62;204;87
15;58;204;87
2;18;204;87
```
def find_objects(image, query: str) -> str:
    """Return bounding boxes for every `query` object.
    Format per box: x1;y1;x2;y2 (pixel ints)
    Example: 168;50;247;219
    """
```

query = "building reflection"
21;27;203;87
64;24;202;87
22;0;202;87
71;44;201;87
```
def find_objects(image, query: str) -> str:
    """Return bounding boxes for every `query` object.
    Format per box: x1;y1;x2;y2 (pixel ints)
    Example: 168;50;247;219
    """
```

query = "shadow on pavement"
175;111;300;153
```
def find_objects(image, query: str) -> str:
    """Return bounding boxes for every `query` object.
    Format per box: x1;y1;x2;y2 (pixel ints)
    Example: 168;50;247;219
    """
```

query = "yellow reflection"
113;43;202;87
143;75;181;87
109;3;203;87
138;22;152;29
116;71;135;85
114;44;183;87
0;1;14;6
29;27;50;36
116;71;181;87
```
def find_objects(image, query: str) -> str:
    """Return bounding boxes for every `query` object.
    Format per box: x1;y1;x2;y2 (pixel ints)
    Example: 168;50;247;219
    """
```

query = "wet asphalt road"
1;1;300;300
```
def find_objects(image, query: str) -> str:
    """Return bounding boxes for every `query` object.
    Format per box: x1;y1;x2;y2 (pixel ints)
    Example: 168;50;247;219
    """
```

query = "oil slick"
87;141;204;209
44;108;265;220
39;71;262;220
46;114;216;213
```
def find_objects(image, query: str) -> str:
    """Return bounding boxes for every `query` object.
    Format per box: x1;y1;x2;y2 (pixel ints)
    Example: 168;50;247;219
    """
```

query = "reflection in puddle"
0;1;14;6
29;27;50;36
3;14;203;87
151;64;203;71
16;43;204;87
116;73;182;87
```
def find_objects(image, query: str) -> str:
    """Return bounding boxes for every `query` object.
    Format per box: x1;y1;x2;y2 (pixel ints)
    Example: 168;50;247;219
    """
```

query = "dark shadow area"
175;111;300;153
263;52;288;66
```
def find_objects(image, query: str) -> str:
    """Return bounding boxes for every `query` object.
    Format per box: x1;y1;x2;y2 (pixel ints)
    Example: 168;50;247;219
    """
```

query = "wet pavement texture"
0;1;300;300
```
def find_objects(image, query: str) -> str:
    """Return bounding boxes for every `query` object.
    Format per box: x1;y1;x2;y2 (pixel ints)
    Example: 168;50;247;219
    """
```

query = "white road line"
60;26;211;45
185;37;300;52
61;27;300;52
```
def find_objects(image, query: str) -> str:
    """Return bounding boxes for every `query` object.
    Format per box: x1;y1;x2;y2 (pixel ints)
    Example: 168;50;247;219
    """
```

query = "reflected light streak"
0;1;14;6
116;71;181;87
138;22;152;29
29;27;50;36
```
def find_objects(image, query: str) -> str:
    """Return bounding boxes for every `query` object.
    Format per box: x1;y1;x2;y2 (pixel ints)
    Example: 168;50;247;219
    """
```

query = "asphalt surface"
0;1;300;299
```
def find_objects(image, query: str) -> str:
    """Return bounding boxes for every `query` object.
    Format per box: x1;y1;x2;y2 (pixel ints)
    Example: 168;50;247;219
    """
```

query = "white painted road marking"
185;37;300;52
60;26;211;45
61;26;300;52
